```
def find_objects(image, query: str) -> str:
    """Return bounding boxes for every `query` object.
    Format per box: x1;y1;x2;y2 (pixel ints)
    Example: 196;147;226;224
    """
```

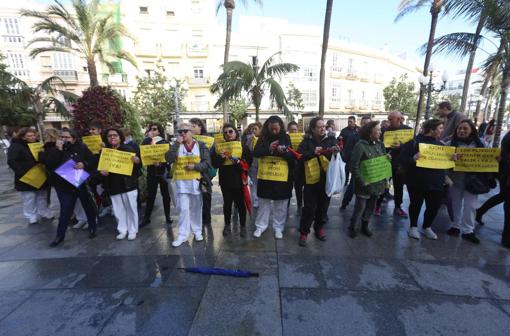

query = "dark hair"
287;121;298;129
103;127;125;144
361;116;371;122
359;121;380;141
327;119;335;126
438;101;452;111
452;119;481;145
261;115;286;140
61;127;81;142
147;123;165;137
348;116;356;121
307;117;324;134
222;123;239;140
15;127;36;140
422;119;444;134
189;118;207;135
89;120;103;130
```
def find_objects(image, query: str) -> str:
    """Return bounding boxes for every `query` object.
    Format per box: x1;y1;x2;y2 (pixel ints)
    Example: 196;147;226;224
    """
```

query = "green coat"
349;139;387;197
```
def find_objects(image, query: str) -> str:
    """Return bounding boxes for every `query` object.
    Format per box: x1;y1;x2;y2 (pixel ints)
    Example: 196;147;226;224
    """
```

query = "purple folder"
55;159;90;187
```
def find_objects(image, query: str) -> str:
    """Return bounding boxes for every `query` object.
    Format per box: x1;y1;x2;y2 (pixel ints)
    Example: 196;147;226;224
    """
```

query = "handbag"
464;173;491;195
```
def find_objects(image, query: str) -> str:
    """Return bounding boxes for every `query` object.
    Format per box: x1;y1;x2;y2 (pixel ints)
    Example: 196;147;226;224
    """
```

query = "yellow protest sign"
82;135;102;154
383;129;414;148
214;133;225;144
416;143;455;169
251;136;258;151
215;141;243;166
257;156;289;182
194;135;215;149
289;133;304;149
140;144;169;166
173;155;201;180
453;147;500;173
28;142;44;161
305;158;320;184
319;155;330;172
19;164;47;189
97;148;135;176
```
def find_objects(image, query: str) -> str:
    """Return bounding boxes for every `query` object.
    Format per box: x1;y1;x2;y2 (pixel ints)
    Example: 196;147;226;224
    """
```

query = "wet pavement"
0;154;509;336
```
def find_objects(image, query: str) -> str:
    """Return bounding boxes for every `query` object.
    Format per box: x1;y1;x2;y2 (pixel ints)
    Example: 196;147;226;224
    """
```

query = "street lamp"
418;65;449;120
169;78;188;130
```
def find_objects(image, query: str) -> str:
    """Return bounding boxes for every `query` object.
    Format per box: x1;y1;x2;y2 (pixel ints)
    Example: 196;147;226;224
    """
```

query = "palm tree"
396;0;444;132
319;0;334;116
21;0;136;87
216;0;262;122
210;53;299;122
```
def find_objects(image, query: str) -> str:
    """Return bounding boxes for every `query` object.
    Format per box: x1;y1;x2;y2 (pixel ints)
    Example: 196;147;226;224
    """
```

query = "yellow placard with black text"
140;144;169;166
194;135;214;149
173;156;201;180
97;148;135;176
289;133;304;150
28;142;44;161
304;158;320;184
82;135;102;154
19;163;47;189
453;147;500;172
214;133;225;144
257;156;289;182
383;129;414;148
215;141;243;166
416;144;455;169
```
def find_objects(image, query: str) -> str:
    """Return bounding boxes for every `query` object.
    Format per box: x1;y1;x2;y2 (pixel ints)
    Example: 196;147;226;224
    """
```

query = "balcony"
345;100;357;109
346;72;358;80
190;77;208;86
11;69;30;79
2;35;24;46
102;73;128;84
359;100;370;110
329;99;342;109
359;73;371;82
187;41;208;57
54;70;78;82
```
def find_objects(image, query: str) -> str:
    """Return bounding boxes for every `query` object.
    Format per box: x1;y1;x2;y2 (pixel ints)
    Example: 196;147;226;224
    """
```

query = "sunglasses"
177;129;190;134
223;129;235;135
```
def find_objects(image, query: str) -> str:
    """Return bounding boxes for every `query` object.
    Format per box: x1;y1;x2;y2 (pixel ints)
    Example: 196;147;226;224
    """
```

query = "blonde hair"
44;128;59;143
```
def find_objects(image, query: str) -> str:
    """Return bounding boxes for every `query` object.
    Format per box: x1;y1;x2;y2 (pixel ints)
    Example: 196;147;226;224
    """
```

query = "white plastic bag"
325;153;345;197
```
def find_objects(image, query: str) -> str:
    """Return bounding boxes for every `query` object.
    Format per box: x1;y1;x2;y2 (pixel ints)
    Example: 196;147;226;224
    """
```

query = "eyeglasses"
223;129;235;135
177;129;190;134
151;127;158;131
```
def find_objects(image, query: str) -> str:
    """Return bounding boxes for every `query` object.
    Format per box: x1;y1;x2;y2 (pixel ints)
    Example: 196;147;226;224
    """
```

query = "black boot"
348;226;357;238
49;236;64;248
240;224;246;237
475;209;484;225
140;217;151;228
361;221;373;237
165;216;173;225
223;223;231;236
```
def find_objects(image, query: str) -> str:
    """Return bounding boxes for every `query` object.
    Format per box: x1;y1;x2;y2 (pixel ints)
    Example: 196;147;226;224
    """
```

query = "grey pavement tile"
0;234;33;257
0;290;33;321
0;288;124;336
98;287;204;336
276;228;353;257
162;255;216;288
148;227;223;256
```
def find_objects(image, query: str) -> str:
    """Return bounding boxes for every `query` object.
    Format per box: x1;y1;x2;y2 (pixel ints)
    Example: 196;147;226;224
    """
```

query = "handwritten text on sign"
416;144;456;169
28;142;44;161
383;129;414;148
173;156;201;180
140;144;169;166
193;135;214;149
215;141;243;166
82;135;102;154
289;133;304;149
360;155;392;184
97;148;135;176
257;156;289;182
453;148;500;172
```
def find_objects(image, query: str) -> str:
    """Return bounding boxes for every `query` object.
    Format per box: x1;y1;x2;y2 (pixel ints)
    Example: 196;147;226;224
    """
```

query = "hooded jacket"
7;138;47;191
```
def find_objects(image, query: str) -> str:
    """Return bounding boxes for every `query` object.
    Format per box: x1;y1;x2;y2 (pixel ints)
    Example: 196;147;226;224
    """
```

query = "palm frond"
38;76;66;94
265;77;291;118
419;32;481;59
266;63;300;78
395;0;430;22
212;78;247;108
108;50;138;68
59;90;80;103
48;97;72;118
73;0;91;37
258;52;280;78
28;47;72;58
47;0;79;31
442;0;485;22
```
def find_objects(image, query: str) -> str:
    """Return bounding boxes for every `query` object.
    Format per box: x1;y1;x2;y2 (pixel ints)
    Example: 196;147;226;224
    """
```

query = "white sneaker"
195;233;204;242
274;230;283;239
116;232;127;240
82;223;89;230
127;233;137;241
98;206;112;218
253;229;263;238
423;228;438;240
72;221;87;229
172;237;188;247
408;227;420;240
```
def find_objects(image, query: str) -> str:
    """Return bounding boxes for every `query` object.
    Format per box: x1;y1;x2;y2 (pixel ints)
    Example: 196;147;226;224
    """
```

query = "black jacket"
298;133;338;185
253;133;295;200
211;141;252;190
400;134;445;191
7;138;46;191
100;144;141;196
141;137;168;177
39;141;94;193
501;132;510;187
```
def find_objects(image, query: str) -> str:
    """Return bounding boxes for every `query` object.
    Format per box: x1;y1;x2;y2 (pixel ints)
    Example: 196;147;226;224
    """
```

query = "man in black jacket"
501;132;510;248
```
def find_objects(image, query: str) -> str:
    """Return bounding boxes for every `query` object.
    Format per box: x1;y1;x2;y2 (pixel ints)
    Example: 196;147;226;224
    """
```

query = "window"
193;67;204;79
302;66;317;82
166;11;175;16
139;6;148;14
347;89;356;106
7;53;29;77
2;17;20;35
374;92;382;105
331;82;341;103
331;53;342;73
360;91;368;107
302;89;317;107
347;58;355;75
53;52;75;70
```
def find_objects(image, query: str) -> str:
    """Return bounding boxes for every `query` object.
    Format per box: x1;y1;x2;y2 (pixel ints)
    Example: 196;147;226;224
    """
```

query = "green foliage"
444;93;462;111
286;82;304;113
131;65;186;127
229;99;249;125
383;74;419;118
118;96;143;143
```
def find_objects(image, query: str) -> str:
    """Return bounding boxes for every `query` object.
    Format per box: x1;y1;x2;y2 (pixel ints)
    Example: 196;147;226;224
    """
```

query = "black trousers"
221;187;246;226
408;186;442;228
501;184;510;245
376;166;405;208
478;189;505;215
202;192;212;224
55;186;97;239
144;174;171;220
299;182;331;235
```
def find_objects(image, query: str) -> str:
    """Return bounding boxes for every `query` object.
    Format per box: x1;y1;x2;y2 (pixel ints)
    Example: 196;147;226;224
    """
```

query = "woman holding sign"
297;117;341;247
166;123;212;247
447;120;485;244
348;121;389;238
212;124;252;237
99;128;141;241
252;116;295;239
7;127;53;225
39;128;97;247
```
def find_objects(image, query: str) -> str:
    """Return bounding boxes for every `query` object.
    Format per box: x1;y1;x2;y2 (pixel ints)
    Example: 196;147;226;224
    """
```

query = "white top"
175;142;201;195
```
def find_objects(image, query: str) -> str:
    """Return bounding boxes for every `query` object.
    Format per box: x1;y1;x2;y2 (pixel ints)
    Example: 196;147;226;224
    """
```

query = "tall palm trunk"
223;1;235;123
493;61;510;147
461;14;486;117
87;57;99;87
319;0;333;116
415;0;443;134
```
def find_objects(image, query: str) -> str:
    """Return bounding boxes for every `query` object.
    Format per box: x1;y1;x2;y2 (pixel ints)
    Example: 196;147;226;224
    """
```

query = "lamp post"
418;65;449;120
169;78;188;130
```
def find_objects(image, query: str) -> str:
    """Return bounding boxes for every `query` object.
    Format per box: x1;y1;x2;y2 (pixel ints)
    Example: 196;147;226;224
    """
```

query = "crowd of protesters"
4;100;510;249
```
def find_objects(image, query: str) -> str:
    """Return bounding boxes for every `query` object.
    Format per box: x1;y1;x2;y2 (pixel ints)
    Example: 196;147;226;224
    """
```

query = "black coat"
298;133;338;185
99;144;141;196
211;141;252;190
253;133;295;200
39;141;95;193
7;138;47;191
141;137;168;177
400;134;446;191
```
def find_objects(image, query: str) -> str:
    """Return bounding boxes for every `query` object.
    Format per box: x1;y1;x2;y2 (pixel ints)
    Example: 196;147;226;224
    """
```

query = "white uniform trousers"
21;190;52;223
111;190;139;235
250;179;259;208
254;198;287;232
450;184;478;234
74;200;87;222
176;193;202;240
